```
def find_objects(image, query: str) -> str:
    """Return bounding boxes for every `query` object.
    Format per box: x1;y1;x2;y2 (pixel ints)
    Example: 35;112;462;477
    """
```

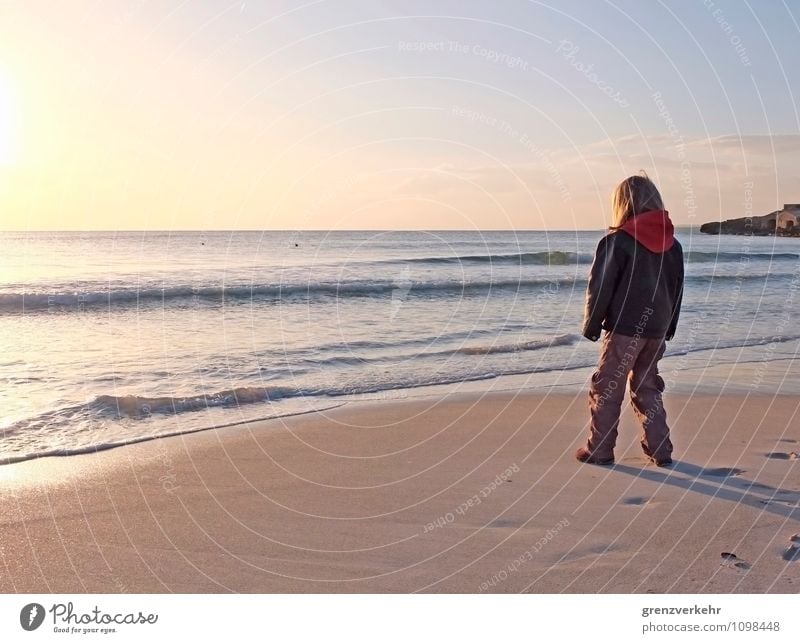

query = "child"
578;173;684;467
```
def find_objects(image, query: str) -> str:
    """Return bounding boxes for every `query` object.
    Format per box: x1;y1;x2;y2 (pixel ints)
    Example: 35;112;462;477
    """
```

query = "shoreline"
4;340;800;467
1;386;798;593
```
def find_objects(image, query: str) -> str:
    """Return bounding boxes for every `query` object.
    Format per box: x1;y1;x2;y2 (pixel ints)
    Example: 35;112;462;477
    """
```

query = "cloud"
386;133;800;227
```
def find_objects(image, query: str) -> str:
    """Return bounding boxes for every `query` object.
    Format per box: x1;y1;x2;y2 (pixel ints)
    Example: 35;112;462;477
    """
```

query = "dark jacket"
583;209;684;342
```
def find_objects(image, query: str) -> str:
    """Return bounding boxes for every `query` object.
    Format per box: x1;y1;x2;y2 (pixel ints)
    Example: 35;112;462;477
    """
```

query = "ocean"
2;229;799;464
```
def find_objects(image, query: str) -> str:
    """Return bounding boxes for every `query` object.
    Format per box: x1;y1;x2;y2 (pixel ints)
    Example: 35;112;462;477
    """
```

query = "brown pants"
586;331;672;461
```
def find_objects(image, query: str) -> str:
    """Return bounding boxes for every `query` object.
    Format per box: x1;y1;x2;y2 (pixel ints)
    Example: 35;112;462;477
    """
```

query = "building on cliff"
777;204;800;232
700;203;800;235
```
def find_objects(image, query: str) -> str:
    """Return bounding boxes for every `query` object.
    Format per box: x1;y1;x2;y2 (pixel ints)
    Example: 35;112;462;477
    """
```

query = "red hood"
618;209;675;252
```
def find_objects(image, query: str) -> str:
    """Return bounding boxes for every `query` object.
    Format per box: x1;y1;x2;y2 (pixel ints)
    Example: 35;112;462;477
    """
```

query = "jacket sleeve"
582;235;623;341
666;244;684;341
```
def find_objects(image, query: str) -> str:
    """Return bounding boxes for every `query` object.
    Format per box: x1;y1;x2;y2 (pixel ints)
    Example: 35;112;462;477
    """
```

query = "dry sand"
1;389;798;593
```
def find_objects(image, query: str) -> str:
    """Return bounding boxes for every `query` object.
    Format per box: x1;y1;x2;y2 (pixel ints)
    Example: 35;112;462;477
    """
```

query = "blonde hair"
611;172;664;228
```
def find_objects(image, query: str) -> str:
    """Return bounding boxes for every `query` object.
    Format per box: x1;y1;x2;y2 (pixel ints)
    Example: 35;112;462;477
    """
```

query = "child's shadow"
612;461;800;522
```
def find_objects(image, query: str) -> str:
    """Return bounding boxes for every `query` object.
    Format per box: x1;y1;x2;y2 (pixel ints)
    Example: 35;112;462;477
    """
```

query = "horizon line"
0;226;700;233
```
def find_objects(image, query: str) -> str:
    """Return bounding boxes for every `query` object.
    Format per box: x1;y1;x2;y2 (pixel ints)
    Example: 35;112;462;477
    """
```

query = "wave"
4;364;593;467
393;250;799;267
686;272;797;284
5;331;800;465
2;269;797;315
686;251;800;263
0;331;581;450
89;386;300;418
292;326;508;356
292;333;582;368
665;332;800;358
0;385;306;438
0;403;347;466
451;333;579;355
398;251;594;266
3;270;795;315
0;277;578;313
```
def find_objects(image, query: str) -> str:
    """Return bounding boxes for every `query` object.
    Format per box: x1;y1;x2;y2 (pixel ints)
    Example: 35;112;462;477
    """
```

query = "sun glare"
0;70;17;166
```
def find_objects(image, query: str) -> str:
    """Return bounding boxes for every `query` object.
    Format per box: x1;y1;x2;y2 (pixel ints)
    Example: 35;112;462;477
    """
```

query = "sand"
0;388;798;593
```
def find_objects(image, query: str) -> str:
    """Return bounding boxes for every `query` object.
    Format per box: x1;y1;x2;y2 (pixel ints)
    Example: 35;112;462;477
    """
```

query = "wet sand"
1;390;798;592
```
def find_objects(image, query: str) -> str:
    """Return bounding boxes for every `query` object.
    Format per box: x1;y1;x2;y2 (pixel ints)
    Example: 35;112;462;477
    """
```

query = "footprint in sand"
765;452;799;461
782;535;800;562
782;546;800;562
701;467;745;478
759;498;799;508
720;552;751;571
622;496;652;506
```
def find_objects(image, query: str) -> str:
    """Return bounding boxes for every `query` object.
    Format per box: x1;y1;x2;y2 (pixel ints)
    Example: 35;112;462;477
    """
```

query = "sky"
0;0;799;230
